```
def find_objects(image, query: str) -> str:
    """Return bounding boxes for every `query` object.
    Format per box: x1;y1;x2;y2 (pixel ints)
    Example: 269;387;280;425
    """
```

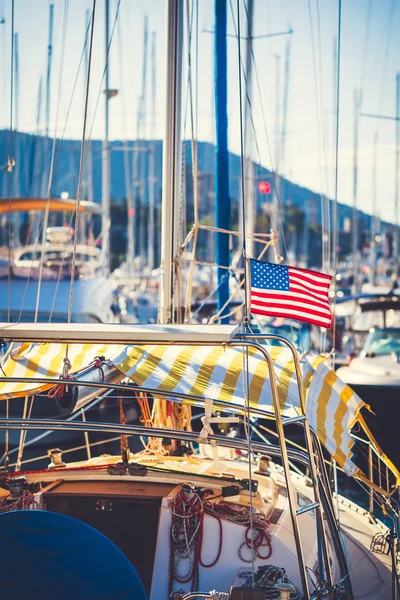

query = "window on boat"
362;329;400;356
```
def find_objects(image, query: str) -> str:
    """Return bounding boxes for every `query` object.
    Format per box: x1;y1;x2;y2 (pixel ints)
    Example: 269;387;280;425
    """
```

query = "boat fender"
53;382;79;415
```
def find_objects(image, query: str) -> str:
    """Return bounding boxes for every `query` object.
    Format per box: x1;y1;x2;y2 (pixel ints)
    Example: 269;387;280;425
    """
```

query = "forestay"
0;341;363;474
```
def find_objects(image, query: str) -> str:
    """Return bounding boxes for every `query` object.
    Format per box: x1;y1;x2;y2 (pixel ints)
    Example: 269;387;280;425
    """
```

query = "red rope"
47;375;73;399
169;489;273;593
0;464;115;480
47;356;105;400
93;356;105;382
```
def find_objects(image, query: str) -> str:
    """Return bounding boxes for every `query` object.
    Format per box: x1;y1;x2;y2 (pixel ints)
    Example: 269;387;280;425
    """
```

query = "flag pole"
245;256;251;325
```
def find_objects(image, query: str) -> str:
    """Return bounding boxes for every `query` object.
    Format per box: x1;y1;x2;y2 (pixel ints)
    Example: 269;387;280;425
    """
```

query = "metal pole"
232;341;310;598
102;0;111;277
45;4;54;138
13;31;20;243
239;333;333;589
138;16;148;265
81;408;91;460
243;0;254;259
159;0;183;324
84;9;94;205
214;0;230;323
394;73;400;277
148;32;157;271
371;131;378;285
369;444;374;516
352;89;362;294
41;3;54;200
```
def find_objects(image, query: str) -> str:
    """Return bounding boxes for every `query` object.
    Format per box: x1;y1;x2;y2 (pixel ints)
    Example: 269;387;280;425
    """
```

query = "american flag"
250;259;332;328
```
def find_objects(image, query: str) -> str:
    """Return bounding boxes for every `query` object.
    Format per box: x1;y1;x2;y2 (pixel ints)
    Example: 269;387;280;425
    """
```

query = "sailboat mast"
102;0;111;276
371;131;378;285
41;3;54;199
243;0;254;260
214;0;230;323
13;31;20;243
84;9;94;205
159;0;183;324
271;55;281;257
45;4;54;138
148;32;156;271
394;72;400;277
351;89;362;292
138;16;148;265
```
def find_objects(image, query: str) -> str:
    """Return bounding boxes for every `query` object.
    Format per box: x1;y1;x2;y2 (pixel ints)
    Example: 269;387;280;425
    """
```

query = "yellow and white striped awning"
0;342;125;399
112;344;364;474
0;341;364;474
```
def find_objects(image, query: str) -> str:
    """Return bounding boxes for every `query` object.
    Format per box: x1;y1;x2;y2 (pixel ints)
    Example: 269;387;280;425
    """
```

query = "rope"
204;500;272;562
169;487;272;594
241;565;300;598
331;0;342;367
0;490;35;513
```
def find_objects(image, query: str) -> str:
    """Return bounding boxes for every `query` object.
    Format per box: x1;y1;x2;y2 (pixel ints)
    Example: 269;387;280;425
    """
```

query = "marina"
0;1;398;599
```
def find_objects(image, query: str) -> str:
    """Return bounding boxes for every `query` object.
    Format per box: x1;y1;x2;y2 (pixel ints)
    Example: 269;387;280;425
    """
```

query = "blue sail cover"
0;510;147;600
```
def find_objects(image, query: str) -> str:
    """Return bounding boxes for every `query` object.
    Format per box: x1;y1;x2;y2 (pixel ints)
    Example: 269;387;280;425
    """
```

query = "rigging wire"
67;0;97;327
34;0;70;323
331;0;342;366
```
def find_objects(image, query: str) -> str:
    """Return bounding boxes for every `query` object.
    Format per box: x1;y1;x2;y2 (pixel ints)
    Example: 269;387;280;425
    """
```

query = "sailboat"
0;2;398;600
0;198;114;324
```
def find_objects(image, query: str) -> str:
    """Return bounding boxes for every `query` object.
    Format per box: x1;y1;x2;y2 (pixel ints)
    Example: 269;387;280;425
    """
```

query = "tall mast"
102;0;111;276
214;0;230;322
132;16;148;265
394;72;400;276
41;3;54;199
84;9;93;204
243;0;254;259
13;32;20;243
351;89;362;292
270;54;281;256
138;16;148;263
371;131;378;285
280;36;291;175
148;31;157;271
360;73;400;277
159;0;183;324
45;4;54;138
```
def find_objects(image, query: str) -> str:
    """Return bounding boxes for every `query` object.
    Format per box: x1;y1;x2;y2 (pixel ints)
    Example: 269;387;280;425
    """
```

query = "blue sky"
0;0;399;223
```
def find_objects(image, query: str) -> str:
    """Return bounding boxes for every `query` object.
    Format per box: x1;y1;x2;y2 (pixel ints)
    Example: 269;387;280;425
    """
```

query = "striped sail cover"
111;344;363;474
0;342;125;399
0;342;364;474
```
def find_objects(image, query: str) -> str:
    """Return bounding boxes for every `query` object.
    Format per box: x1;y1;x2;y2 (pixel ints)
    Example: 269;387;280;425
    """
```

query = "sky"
0;0;399;223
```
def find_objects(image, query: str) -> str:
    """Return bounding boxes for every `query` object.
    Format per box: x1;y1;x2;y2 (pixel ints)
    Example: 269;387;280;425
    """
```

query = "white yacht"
0;198;114;324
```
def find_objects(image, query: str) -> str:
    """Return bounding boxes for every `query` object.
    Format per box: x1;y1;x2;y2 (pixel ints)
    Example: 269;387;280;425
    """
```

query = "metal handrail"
236;333;334;587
